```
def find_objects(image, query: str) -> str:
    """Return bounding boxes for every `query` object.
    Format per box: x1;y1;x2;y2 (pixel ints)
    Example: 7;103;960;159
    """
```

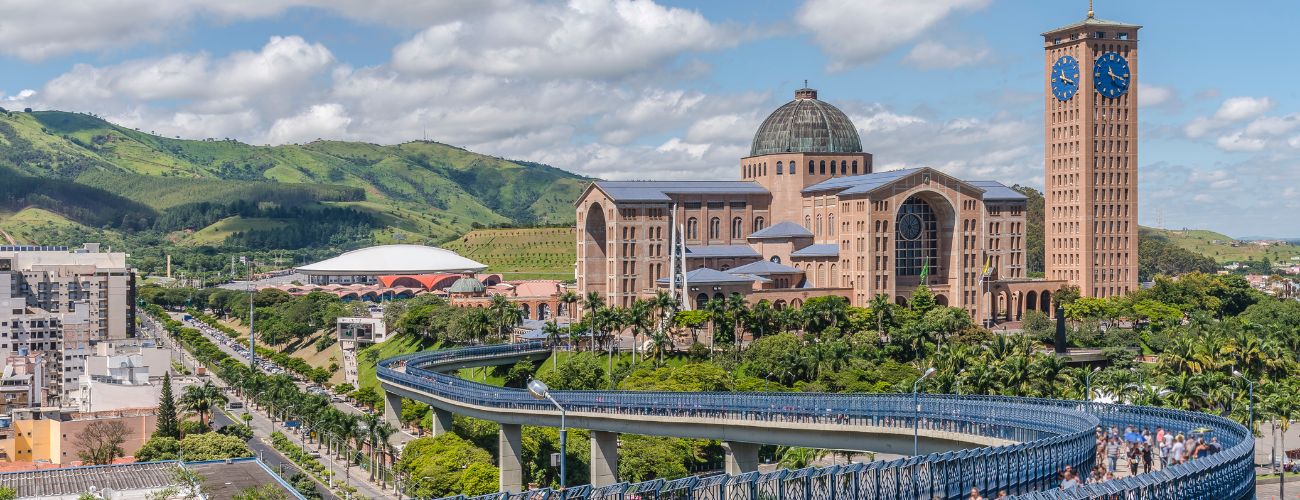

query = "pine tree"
156;372;180;439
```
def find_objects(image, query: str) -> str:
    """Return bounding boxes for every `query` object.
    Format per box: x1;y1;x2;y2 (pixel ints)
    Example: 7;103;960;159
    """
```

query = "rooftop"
968;181;1028;201
656;268;757;285
1042;10;1142;35
726;260;804;275
791;244;839;258
0;459;306;500
747;221;813;239
296;245;487;275
749;88;863;157
593;181;768;202
685;245;762;259
802;168;923;195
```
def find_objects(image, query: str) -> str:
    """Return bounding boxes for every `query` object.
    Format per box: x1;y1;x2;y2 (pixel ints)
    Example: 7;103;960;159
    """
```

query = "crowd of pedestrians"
1050;425;1225;489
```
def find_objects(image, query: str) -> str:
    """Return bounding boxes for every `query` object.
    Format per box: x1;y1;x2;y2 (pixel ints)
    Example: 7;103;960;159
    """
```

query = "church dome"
448;276;486;295
749;88;863;157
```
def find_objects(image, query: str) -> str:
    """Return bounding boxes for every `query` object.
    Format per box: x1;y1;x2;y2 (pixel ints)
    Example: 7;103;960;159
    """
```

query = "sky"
1;0;1298;237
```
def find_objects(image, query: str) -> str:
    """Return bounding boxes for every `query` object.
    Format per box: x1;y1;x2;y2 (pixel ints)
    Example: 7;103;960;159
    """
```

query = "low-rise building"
337;316;387;386
0;407;156;465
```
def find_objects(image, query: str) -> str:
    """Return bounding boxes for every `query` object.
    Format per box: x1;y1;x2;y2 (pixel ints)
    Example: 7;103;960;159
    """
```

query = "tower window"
1095;31;1106;39
808;161;815;174
709;217;720;239
686;218;698;239
820;160;826;175
776;161;783;175
852;160;858;174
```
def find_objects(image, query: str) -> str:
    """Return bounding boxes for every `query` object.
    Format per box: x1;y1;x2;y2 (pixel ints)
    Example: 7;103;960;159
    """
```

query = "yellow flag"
981;257;991;278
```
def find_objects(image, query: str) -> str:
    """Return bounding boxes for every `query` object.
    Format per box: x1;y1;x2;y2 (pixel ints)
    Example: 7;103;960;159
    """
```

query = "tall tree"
75;420;132;465
156;372;181;439
180;380;229;429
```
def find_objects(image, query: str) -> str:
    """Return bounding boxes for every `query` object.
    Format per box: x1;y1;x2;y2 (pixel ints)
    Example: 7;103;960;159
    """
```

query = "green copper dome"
448;276;485;294
749;88;863;157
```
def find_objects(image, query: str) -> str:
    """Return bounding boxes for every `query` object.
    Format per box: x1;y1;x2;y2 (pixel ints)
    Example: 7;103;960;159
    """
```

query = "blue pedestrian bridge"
378;341;1254;499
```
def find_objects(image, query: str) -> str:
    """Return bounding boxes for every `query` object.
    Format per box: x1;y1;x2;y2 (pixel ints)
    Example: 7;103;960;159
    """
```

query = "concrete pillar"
590;431;619;487
383;391;402;428
499;424;524;493
431;408;453;436
722;441;759;475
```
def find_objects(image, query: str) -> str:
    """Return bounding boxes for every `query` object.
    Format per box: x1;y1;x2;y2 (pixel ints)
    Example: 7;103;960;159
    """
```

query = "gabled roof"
590;181;768;202
1043;15;1142;36
791;244;839;258
726;260;804;275
968;181;1028;201
685;245;762;259
656;267;756;285
747;221;813;239
801;168;923;195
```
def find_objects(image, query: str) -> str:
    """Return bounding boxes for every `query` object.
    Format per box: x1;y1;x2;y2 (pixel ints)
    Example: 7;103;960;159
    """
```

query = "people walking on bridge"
967;487;985;500
1105;437;1122;472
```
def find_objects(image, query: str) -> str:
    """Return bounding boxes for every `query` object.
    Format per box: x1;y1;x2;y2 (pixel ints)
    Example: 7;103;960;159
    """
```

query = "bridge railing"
381;343;1253;500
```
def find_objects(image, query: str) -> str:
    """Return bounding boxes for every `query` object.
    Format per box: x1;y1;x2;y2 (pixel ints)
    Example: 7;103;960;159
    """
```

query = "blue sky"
2;0;1297;237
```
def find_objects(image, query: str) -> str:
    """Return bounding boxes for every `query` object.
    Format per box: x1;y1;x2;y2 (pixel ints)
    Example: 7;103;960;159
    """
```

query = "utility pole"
244;256;256;368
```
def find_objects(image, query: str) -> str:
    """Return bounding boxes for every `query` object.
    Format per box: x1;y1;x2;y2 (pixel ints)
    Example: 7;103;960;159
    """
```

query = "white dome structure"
296;245;487;283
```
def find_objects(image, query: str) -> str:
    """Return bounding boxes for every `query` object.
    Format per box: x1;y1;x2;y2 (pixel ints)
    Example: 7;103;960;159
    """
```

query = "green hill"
441;227;575;280
1143;227;1300;265
0;109;590;278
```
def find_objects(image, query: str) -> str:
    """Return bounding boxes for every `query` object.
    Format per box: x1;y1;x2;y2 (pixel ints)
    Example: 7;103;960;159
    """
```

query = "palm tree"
371;421;396;488
543;320;564;368
560;290;579;350
776;446;826;469
180;380;228;429
725;293;749;348
582;292;605;352
703;297;727;354
488;294;524;342
627;299;654;365
651;289;677;337
869;294;894;338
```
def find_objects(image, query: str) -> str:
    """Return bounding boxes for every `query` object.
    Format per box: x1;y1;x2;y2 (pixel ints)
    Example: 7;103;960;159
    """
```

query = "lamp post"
912;367;936;456
1084;366;1101;406
1232;370;1255;440
528;379;567;489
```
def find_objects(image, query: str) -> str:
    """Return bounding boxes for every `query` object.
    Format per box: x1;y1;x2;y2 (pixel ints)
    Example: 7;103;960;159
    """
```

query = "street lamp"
1084;366;1101;405
528;379;567;489
1232;370;1255;438
912;367;936;456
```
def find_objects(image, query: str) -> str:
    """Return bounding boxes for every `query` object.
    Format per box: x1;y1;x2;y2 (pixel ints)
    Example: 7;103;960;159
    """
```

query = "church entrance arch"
584;203;608;294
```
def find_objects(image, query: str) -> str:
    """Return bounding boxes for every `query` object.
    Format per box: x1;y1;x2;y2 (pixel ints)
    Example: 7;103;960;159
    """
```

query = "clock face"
1093;52;1131;98
899;213;923;241
1050;56;1080;101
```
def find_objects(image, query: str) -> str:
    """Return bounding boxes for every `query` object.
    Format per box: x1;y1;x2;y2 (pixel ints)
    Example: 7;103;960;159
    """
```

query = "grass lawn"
1145;227;1300;264
356;334;440;391
441;227;575;279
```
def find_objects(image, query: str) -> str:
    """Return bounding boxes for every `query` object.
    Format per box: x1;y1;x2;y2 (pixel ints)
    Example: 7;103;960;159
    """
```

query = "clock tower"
1042;5;1141;298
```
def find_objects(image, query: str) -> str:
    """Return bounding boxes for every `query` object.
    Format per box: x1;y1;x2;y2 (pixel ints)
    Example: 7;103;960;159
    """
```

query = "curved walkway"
378;342;1255;499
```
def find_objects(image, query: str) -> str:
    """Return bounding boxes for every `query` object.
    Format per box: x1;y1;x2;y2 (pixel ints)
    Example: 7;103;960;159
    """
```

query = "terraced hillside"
441;227;575;280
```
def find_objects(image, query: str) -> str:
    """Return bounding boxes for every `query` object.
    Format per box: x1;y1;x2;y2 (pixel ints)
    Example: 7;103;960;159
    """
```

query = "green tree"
180;380;228;429
180;432;254;460
232;484;288;500
156;372;181;439
398;434;494;498
776;446;827;469
0;486;16;500
538;352;606;390
136;436;181;462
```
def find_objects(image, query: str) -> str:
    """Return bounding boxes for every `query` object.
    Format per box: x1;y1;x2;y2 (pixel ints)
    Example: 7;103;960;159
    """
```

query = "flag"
919;261;929;282
981;257;991;279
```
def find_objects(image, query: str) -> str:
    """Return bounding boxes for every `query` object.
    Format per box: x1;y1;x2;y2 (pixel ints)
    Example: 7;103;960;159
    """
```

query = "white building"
0;243;136;340
296;244;486;285
337;316;388;386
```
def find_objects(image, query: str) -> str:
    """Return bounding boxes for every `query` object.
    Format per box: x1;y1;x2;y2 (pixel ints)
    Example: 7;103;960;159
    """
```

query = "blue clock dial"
1093;52;1131;98
1050;56;1080;101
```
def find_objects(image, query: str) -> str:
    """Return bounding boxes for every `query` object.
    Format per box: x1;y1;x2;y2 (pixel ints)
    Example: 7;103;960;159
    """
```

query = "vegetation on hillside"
440;227;575;279
0;110;588;279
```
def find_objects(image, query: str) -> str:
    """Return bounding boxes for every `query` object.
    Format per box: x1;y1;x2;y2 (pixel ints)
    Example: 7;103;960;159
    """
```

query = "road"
152;311;399;499
212;408;340;500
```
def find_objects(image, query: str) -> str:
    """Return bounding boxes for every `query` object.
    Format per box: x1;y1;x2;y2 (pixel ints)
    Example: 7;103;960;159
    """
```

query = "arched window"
770;255;782;264
895;196;939;277
852;160;858;174
830;161;836;175
808;160;815;174
731;217;743;238
816;215;823;235
686;217;699;239
804;215;812;229
696;293;708;309
776;161;783;175
828;214;835;236
840;160;847;174
762;163;766;176
820;160;826;175
753;216;766;232
709;217;721;239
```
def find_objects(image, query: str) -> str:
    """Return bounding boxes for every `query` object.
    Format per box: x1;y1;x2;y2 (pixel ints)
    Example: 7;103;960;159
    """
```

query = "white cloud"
795;0;989;70
1213;96;1272;121
902;41;990;69
1137;83;1177;110
0;0;505;61
391;0;741;79
267;104;352;144
1215;132;1266;152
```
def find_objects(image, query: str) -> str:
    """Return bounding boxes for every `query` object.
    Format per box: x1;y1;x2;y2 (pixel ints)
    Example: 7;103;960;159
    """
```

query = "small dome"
448;276;485;294
749;88;863;157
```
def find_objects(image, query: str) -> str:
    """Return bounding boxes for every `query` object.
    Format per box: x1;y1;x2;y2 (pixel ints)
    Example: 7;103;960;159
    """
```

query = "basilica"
575;87;1069;325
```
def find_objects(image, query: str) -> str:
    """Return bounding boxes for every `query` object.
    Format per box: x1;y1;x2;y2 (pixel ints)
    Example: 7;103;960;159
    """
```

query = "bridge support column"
590;431;619;487
722;441;759;475
499;424;524;493
383;391;402;428
431;408;453;436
